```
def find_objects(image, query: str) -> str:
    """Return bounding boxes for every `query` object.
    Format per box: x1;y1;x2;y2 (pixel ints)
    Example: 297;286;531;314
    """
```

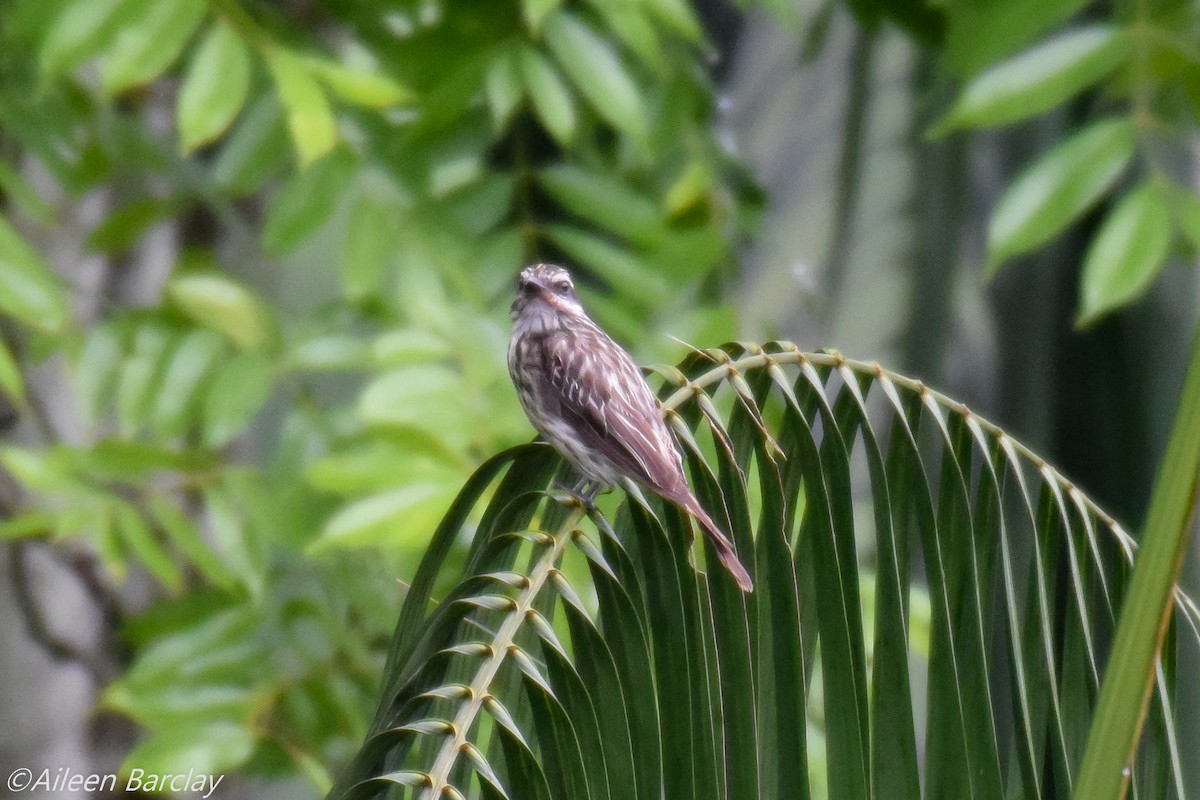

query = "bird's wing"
543;326;684;493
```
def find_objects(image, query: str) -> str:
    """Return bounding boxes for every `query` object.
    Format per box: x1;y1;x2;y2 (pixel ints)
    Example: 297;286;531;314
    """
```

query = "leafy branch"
330;341;1200;800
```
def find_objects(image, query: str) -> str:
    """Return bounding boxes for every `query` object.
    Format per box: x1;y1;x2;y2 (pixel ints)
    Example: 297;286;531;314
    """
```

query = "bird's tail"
676;494;753;593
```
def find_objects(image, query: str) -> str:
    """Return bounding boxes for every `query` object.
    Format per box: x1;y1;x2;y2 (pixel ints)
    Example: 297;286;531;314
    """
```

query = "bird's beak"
519;278;553;301
512;278;547;314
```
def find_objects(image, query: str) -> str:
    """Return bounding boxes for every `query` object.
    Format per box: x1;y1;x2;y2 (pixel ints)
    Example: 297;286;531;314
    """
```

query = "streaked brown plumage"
508;263;753;592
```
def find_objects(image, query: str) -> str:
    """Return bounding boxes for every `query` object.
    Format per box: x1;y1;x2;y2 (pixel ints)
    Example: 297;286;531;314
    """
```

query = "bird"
507;263;753;592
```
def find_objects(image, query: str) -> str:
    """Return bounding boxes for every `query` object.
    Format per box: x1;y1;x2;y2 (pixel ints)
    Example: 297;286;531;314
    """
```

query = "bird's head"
511;263;585;321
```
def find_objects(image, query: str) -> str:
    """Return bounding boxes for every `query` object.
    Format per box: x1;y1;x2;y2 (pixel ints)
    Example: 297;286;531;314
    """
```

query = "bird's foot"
556;478;606;510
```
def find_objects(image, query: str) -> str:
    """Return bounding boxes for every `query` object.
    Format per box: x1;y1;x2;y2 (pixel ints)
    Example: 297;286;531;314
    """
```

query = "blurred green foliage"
0;0;754;790
926;1;1200;324
0;0;1196;794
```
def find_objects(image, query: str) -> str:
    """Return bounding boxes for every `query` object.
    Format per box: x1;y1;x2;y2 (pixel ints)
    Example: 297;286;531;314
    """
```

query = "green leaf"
0;338;25;405
223;472;306;552
286;334;371;372
484;49;524;130
0;159;54;225
522;0;561;32
116;325;174;438
3;1;62;45
80;440;213;480
261;147;356;255
310;483;460;552
340;193;397;301
371;328;451;365
538;164;664;246
0;215;69;332
663;160;714;218
306;58;414;108
1077;183;1172;326
121;602;261;676
519;47;576;146
121;722;256;776
204;485;266;596
264;46;337;167
306;441;462;495
201;352;273;448
99;0;207;95
394;263;452;337
934;25;1130;134
152;330;226;438
590;3;666;72
114;502;183;591
74;323;124;429
451;177;517;233
177;21;252;152
357;365;471;450
85;197;174;254
0;511;54;540
428;160;483;201
104;680;255;727
0;446;73;494
38;0;127;77
642;0;704;40
147;494;238;590
942;0;1090;77
167;273;272;350
987;118;1135;271
1173;189;1200;251
542;10;647;143
211;97;291;196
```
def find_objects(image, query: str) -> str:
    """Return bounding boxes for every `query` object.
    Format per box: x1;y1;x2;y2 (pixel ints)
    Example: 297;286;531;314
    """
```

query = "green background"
0;0;1197;796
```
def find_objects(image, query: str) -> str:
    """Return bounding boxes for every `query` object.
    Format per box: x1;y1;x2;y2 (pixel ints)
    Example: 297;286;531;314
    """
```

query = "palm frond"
328;342;1200;800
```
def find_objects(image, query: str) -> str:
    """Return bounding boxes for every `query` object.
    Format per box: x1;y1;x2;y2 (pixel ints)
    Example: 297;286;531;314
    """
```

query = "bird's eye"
554;281;572;294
